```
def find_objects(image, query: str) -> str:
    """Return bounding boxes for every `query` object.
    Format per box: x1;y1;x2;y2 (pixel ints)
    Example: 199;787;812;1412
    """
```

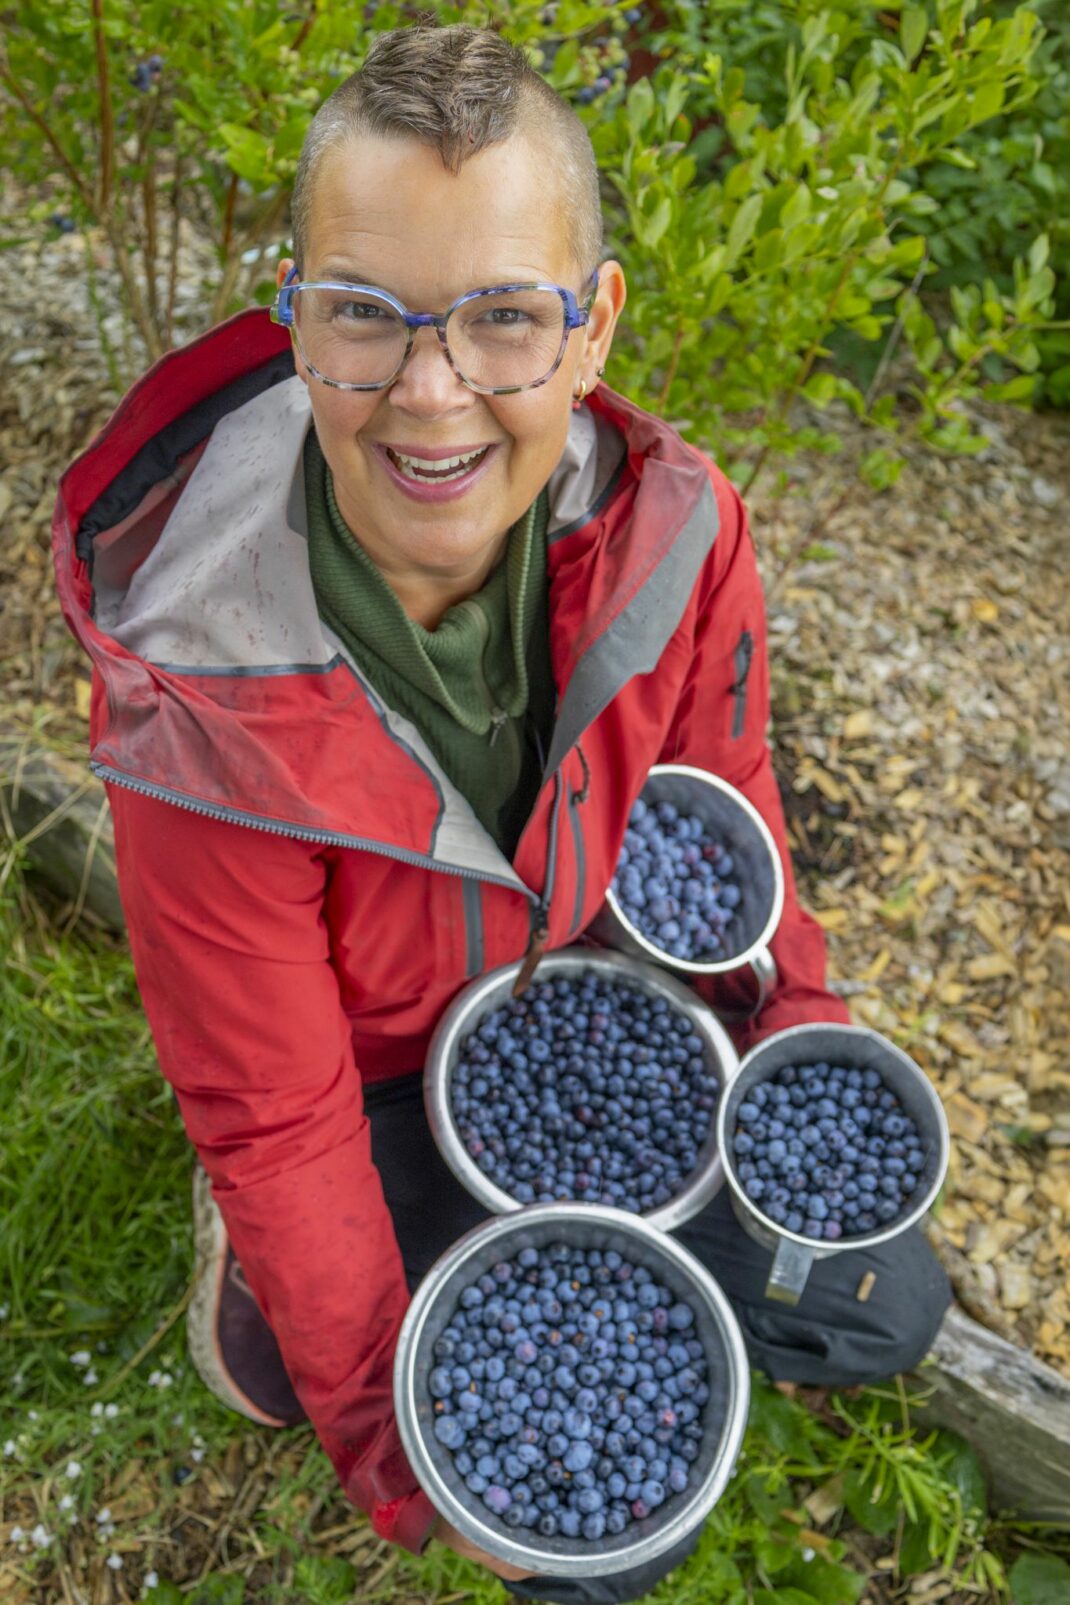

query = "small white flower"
106;1553;123;1570
91;1402;104;1417
90;1424;102;1437
171;1413;184;1427
66;1460;82;1479
3;1439;16;1457
28;1410;39;1421
159;1373;173;1389
144;1571;159;1590
9;1526;24;1542
96;1507;112;1524
148;1370;161;1387
83;1368;99;1385
70;1350;92;1367
31;1524;53;1548
0;1304;9;1320
190;1447;205;1463
104;1403;119;1419
802;1546;816;1562
58;1494;75;1512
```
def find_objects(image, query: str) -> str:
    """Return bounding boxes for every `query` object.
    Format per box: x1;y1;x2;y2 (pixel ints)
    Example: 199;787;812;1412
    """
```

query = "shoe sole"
188;1162;295;1428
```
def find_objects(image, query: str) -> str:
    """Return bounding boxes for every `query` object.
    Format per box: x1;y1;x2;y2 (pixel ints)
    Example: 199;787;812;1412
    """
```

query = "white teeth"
392;447;488;474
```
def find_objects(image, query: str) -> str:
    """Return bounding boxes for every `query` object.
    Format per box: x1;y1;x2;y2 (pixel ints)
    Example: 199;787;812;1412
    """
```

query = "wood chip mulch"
2;216;1068;1392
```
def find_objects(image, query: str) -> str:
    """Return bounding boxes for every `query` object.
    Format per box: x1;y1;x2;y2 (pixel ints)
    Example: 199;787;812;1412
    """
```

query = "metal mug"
587;764;784;1020
393;1201;751;1579
715;1023;950;1305
424;947;740;1234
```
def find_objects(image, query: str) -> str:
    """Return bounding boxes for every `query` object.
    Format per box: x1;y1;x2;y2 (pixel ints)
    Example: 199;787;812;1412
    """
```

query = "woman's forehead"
307;132;573;284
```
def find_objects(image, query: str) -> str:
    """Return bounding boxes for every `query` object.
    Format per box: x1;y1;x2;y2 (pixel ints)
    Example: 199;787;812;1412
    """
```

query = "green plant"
592;2;1065;492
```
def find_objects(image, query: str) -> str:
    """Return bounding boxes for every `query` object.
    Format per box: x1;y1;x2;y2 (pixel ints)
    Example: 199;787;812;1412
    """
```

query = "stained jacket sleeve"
656;458;850;1054
106;782;438;1555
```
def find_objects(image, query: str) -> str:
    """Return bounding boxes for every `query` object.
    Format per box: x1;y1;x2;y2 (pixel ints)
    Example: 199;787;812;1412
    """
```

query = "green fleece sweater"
303;429;555;858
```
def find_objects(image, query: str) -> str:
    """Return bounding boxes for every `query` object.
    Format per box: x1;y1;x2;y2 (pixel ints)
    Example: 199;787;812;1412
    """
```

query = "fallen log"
0;724;124;931
912;1305;1070;1522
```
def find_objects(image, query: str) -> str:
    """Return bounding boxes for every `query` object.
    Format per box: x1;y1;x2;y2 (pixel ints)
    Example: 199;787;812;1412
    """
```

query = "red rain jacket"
53;309;848;1554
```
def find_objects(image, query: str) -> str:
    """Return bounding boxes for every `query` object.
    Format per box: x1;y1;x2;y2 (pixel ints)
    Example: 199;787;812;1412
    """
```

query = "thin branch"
656;320;687;415
0;60;95;212
90;0;114;211
863;248;930;409
220;170;240;264
165;153;185;348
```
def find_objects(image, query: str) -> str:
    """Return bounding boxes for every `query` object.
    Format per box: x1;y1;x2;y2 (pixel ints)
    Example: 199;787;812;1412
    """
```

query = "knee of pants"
740;1231;954;1389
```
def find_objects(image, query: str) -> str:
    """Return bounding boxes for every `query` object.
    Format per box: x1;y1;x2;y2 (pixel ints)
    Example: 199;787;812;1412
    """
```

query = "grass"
2;855;1069;1604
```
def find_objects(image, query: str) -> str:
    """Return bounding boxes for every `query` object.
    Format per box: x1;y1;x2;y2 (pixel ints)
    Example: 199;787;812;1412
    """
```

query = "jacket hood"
53;309;718;889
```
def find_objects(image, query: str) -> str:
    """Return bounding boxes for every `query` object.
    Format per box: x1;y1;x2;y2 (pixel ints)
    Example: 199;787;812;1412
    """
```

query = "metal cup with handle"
715;1023;950;1305
588;764;785;1021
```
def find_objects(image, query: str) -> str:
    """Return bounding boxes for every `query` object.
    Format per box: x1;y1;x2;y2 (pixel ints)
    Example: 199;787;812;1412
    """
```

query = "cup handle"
710;947;778;1023
765;1235;814;1305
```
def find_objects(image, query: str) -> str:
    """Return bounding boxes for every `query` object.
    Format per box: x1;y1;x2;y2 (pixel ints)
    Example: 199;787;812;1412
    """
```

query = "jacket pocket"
731;629;754;740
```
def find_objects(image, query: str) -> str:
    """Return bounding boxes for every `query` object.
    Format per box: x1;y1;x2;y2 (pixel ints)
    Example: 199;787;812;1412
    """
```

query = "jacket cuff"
371;1489;439;1555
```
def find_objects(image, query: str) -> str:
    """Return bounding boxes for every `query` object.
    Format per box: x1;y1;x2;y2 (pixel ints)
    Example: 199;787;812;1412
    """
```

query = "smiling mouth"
384;445;493;482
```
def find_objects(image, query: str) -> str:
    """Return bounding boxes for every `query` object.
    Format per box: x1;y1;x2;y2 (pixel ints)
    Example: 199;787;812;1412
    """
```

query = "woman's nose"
388;324;473;408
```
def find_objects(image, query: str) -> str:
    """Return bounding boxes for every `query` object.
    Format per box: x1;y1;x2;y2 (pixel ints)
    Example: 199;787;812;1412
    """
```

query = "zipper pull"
488;708;507;748
513;912;550;998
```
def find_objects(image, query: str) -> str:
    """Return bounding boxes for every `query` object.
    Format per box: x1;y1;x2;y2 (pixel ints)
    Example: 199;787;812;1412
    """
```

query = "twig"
165;154;185;348
765;484;853;603
93;1269;203;1399
61;793;112;935
864;248;930;409
656;320;686;414
0;60;95;212
90;0;115;210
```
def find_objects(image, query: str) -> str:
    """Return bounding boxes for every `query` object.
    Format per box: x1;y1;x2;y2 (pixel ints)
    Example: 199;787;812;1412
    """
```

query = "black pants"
365;1071;952;1605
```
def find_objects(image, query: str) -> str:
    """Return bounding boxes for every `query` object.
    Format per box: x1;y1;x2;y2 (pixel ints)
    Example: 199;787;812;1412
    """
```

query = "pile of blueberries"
429;1241;710;1538
731;1062;928;1241
451;969;717;1212
611;797;742;964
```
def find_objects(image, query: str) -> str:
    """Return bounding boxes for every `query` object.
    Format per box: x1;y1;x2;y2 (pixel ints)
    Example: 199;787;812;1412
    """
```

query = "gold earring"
573;378;588;404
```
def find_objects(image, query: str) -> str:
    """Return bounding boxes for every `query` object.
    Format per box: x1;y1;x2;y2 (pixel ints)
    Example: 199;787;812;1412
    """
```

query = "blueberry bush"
1;0;1066;490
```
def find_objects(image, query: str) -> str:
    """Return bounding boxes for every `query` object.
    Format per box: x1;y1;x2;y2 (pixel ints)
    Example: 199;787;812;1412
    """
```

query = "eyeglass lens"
290;286;569;389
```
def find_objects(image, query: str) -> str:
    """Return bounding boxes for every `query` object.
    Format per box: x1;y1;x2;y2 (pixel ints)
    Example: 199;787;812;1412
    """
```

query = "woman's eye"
338;300;382;320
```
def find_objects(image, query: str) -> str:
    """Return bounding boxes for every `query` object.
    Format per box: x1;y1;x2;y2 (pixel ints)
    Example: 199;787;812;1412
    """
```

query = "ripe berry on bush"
451;968;718;1212
612;797;742;963
428;1241;709;1541
732;1061;927;1241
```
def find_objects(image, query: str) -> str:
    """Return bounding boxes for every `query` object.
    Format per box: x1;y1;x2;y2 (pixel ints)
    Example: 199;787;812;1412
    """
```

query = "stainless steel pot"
716;1023;950;1305
424;947;739;1234
393;1202;751;1579
587;764;784;1020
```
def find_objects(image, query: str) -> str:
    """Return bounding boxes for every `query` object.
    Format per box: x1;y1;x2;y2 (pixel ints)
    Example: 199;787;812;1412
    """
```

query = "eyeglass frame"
270;263;600;395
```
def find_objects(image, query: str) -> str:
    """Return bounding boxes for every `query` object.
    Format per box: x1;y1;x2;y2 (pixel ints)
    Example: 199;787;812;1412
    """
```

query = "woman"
54;23;950;1603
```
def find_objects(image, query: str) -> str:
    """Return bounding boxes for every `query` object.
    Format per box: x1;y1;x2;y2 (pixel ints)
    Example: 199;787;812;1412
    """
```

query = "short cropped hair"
290;22;603;287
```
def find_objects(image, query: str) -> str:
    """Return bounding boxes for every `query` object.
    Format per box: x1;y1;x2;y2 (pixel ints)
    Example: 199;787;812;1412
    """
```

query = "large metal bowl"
425;947;740;1234
394;1202;751;1579
588;765;785;1017
716;1023;950;1304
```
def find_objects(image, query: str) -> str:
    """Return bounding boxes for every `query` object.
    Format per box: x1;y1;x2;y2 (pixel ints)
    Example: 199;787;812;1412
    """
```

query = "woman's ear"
277;257;296;290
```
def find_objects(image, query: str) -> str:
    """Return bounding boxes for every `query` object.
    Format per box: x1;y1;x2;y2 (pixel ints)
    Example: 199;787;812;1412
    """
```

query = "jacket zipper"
91;761;537;903
512;771;563;998
731;629;754;740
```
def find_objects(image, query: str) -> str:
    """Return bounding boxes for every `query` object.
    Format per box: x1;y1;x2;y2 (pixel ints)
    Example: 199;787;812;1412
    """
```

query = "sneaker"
188;1161;308;1427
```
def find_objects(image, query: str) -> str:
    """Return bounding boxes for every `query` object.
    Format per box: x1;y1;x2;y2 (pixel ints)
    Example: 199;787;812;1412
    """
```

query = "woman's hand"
430;1513;536;1582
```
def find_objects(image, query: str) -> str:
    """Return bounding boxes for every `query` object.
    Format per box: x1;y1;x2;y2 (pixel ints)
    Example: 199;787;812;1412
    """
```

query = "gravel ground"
2;213;1069;1381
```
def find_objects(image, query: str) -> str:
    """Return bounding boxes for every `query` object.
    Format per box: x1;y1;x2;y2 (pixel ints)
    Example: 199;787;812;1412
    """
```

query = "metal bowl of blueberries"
590;765;785;1016
425;948;739;1234
393;1201;750;1578
716;1023;950;1305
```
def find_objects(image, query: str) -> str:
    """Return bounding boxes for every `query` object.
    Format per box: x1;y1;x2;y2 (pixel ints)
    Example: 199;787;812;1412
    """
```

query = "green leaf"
293;1553;357;1601
754;1590;824;1605
933;1429;987;1516
144;1586;183;1605
1028;233;1050;275
755;1536;798;1574
726;193;763;261
781;183;812;230
747;1377;819;1460
898;1517;937;1576
189;1577;245;1605
843;1468;899;1535
783;1552;866;1604
900;5;928;65
1009;1554;1070;1605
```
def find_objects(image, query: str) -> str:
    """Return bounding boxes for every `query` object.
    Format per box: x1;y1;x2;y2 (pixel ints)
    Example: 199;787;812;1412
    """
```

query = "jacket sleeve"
656;460;850;1055
106;782;438;1555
